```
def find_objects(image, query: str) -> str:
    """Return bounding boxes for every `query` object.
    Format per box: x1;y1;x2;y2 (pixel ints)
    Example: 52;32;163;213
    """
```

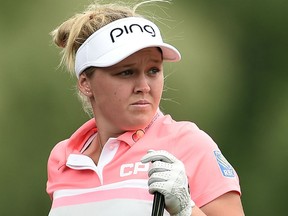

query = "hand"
141;150;194;216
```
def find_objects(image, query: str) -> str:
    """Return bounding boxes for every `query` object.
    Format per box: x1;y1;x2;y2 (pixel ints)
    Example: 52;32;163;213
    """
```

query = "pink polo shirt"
46;111;241;215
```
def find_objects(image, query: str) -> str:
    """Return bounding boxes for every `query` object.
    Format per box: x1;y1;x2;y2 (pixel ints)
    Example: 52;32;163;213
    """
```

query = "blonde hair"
51;0;171;116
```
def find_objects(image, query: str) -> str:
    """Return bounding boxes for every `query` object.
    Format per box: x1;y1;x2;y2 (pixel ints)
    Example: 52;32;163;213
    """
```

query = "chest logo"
120;162;149;177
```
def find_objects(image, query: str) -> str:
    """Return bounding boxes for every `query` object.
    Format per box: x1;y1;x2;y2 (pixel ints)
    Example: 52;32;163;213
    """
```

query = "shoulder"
47;139;69;175
150;114;219;165
157;114;216;148
46;139;69;197
157;114;202;135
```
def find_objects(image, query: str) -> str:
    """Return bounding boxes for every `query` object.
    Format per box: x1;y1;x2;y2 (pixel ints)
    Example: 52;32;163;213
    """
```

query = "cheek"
113;91;122;102
154;79;164;95
112;86;130;103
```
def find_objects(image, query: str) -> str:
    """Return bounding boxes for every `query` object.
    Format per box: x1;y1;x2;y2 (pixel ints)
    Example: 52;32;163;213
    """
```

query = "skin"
78;48;164;163
199;192;245;216
78;47;245;216
78;48;164;138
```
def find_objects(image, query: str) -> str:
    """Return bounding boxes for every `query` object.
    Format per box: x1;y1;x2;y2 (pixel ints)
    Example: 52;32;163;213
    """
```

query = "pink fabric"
47;111;241;210
52;187;151;208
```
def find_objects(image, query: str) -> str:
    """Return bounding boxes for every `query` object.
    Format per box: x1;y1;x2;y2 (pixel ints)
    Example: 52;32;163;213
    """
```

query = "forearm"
168;206;206;216
191;206;207;216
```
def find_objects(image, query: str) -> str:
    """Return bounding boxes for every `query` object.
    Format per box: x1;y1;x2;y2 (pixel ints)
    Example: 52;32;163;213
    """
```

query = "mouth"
131;100;151;106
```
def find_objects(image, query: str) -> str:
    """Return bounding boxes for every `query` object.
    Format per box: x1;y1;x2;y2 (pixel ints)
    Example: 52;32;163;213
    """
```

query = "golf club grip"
151;192;165;216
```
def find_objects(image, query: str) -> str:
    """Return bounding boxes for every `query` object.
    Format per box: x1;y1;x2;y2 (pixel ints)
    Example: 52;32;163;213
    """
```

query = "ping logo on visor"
110;24;156;43
75;17;181;78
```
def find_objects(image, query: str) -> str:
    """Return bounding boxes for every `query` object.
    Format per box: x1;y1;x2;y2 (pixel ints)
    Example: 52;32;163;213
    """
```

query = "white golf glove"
141;150;194;216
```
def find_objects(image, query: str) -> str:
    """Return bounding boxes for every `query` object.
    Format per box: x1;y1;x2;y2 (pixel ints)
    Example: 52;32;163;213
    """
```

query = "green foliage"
0;0;287;215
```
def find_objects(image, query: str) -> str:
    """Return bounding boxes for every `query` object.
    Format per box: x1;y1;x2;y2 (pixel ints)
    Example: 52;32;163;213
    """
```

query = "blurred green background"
0;0;287;215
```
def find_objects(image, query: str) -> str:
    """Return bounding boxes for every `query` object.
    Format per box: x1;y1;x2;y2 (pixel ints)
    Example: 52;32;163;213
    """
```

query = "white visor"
75;17;181;78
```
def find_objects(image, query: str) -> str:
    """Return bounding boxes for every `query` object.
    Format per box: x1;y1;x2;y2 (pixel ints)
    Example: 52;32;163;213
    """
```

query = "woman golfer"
46;1;245;215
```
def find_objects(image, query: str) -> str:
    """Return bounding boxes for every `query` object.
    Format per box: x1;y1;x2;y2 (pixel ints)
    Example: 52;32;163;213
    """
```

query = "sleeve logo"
214;150;235;178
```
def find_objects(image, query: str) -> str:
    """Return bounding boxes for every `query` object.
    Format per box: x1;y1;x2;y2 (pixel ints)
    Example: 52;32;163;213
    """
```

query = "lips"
131;99;150;106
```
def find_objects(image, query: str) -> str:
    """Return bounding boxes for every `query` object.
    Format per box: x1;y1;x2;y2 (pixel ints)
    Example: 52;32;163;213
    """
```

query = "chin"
125;118;151;131
122;110;156;130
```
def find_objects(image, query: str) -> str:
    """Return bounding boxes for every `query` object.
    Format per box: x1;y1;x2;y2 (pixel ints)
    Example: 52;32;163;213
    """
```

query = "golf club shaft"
151;192;165;216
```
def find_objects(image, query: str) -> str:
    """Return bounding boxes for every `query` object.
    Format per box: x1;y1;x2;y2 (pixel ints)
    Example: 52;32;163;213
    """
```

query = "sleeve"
173;124;241;207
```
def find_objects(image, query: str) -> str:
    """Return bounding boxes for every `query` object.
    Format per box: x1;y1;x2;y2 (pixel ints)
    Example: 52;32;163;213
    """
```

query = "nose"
134;74;150;94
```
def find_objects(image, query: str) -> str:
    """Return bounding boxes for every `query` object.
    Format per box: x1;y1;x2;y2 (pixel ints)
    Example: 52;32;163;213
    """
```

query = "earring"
85;88;90;94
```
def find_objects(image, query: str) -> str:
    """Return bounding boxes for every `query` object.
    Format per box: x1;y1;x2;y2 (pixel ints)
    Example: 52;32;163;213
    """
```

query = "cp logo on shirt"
120;162;149;177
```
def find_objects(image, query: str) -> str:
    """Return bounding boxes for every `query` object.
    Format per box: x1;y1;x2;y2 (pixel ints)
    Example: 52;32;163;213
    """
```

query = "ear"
78;73;93;97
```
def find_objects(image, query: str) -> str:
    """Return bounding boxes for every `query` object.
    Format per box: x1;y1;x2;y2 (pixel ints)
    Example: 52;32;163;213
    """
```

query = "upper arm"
199;192;245;216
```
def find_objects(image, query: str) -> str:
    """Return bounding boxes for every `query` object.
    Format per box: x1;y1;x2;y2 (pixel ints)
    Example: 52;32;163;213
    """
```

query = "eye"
148;67;161;75
117;70;134;77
